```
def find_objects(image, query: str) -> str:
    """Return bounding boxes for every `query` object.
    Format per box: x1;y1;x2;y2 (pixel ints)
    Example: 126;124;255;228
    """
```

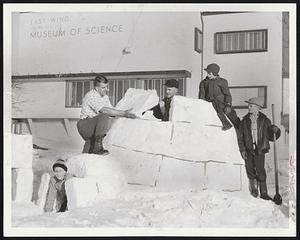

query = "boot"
217;113;232;131
249;179;258;198
259;181;272;200
93;136;109;156
82;140;91;153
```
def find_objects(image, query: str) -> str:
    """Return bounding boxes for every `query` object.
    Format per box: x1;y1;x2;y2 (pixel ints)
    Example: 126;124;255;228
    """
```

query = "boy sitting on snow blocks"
238;97;281;200
44;159;72;213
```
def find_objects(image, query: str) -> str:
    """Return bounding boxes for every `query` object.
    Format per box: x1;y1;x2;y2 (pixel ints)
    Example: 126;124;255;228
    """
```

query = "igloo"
104;89;248;192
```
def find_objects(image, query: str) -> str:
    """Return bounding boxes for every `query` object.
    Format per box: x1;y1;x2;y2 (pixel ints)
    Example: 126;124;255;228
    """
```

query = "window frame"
194;27;203;54
229;85;267;109
214;29;268;54
64;71;190;108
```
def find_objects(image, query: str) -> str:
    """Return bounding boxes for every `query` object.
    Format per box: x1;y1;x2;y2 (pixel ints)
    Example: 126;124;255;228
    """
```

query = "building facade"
11;11;289;159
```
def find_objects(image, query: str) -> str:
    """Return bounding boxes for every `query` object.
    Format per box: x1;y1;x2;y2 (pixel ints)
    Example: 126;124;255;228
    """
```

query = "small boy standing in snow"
238;97;281;200
44;159;72;213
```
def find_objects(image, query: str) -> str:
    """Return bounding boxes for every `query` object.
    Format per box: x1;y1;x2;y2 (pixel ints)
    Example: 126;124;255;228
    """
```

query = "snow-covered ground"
11;148;295;232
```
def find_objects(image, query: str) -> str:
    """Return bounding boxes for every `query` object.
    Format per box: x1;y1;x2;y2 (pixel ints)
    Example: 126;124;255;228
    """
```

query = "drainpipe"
200;12;204;98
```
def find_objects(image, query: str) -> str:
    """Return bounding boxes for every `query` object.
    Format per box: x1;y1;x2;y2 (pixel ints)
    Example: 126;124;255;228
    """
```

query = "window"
194;27;203;54
229;86;267;109
65;71;189;107
215;29;268;54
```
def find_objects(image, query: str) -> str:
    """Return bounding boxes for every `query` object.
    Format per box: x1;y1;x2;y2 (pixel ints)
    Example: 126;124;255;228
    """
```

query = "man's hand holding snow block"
115;88;159;119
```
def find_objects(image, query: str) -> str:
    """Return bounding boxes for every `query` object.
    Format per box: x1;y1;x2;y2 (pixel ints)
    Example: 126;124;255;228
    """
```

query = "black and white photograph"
3;3;296;237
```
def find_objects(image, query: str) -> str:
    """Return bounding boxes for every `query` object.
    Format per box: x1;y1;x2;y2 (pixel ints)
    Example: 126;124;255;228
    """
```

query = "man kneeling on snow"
77;75;137;155
238;97;281;200
44;159;72;213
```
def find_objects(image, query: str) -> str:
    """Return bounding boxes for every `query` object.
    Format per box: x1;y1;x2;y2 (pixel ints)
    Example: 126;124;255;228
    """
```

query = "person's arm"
198;80;205;100
266;118;281;141
100;107;136;118
151;103;164;120
44;178;57;212
237;120;247;160
219;79;232;106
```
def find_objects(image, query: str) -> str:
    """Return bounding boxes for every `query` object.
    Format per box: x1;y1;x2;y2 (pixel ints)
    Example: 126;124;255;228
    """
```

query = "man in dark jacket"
199;63;240;130
151;79;179;121
238;97;281;200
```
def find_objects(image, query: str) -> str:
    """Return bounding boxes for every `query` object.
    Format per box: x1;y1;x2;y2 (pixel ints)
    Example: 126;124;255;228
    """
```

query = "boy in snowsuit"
198;63;240;131
238;97;281;200
44;159;72;212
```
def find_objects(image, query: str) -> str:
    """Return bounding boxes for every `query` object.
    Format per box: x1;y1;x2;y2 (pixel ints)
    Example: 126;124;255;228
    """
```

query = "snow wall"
104;89;248;192
11;134;34;202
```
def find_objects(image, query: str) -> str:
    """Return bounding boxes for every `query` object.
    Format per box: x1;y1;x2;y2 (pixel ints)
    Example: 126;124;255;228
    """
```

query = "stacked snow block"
11;134;34;202
115;88;159;119
104;94;247;192
65;154;127;210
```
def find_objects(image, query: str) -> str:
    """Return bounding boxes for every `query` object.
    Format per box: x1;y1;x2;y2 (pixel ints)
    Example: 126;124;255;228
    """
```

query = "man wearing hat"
199;63;240;130
151;79;179;121
238;97;281;200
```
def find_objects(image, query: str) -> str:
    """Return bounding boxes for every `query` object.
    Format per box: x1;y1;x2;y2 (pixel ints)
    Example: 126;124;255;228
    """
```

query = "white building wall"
202;12;286;163
203;12;282;118
12;12;202;98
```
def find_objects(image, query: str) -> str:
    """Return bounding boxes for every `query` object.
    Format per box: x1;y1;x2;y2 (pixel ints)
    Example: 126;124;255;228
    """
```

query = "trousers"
77;113;112;153
244;152;266;183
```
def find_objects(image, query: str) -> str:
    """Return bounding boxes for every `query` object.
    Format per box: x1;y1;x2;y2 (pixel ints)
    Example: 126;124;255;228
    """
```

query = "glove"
241;151;248;160
224;105;232;115
270;125;279;133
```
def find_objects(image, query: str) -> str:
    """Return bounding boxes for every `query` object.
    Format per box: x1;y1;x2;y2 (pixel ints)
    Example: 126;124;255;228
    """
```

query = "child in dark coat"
238;97;281;200
198;63;240;131
44;159;72;212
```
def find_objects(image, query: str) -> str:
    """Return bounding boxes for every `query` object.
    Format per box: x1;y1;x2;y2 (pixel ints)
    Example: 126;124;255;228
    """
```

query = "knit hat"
245;97;264;108
52;159;68;172
164;79;179;89
204;63;220;76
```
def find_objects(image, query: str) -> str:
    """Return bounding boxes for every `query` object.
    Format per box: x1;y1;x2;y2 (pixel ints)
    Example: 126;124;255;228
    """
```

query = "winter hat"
204;63;220;76
245;97;264;108
52;159;68;172
164;79;179;89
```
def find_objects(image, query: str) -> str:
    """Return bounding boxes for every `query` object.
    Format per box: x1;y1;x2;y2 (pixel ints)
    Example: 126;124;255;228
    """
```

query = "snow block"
65;177;99;210
110;146;163;187
12;134;33;169
166;122;243;164
205;162;241;191
37;173;51;209
156;157;205;191
66;154;127;200
12;168;34;202
115;88;159;118
170;95;221;125
104;118;172;154
240;165;249;192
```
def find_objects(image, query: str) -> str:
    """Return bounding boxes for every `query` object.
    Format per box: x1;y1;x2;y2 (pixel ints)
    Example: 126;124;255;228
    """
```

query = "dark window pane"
71;82;76;106
117;80;123;103
84;81;90;95
77;82;83;106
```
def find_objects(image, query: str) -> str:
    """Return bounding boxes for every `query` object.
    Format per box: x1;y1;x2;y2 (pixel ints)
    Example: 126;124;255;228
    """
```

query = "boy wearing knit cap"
199;63;240;131
44;159;72;213
238;97;281;200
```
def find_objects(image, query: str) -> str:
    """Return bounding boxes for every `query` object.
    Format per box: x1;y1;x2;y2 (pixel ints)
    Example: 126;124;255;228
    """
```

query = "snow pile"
64;154;127;209
114;88;159;118
12;188;291;229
